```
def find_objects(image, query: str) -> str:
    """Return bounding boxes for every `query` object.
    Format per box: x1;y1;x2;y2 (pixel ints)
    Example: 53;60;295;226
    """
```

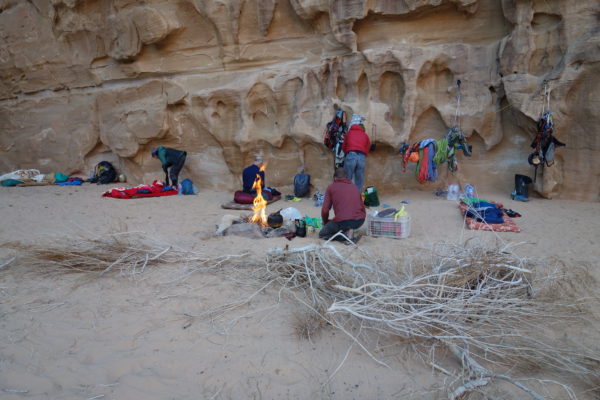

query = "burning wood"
250;163;267;226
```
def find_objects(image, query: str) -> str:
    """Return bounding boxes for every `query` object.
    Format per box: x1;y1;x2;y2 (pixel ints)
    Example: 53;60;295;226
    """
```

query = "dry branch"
264;242;600;399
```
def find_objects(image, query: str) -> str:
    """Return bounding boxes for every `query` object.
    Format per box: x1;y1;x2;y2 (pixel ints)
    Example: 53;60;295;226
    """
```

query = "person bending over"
319;168;366;242
151;146;187;187
242;156;265;194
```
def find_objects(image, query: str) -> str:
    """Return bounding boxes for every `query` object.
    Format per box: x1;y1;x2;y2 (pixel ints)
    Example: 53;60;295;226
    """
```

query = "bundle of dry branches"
3;233;598;398
1;233;247;277
265;242;600;399
266;242;391;307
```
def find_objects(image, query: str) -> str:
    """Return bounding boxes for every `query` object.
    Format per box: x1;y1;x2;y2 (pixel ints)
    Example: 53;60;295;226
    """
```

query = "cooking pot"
267;211;283;228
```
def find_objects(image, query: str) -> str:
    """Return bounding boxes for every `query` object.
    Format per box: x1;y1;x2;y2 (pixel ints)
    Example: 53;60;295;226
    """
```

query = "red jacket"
321;178;366;223
343;124;370;155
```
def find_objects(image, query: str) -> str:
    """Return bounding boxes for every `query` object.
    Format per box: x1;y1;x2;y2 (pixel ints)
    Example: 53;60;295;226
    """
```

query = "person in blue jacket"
151;146;187;187
242;156;265;194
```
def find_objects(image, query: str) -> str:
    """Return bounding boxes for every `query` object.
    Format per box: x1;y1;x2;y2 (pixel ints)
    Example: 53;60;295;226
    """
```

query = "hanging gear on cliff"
445;125;472;173
323;108;348;168
528;83;566;182
397;81;471;183
400;142;420;172
445;80;472;172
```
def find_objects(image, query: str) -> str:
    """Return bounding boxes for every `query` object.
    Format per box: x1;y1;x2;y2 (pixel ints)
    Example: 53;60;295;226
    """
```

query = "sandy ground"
1;183;599;399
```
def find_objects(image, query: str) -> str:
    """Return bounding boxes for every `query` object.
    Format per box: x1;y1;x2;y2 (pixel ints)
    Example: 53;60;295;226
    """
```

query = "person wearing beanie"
342;114;371;192
151;146;187;187
242;156;265;194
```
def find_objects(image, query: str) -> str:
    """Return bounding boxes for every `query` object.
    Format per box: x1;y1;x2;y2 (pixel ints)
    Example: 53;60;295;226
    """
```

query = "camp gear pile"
0;169;78;186
459;199;520;232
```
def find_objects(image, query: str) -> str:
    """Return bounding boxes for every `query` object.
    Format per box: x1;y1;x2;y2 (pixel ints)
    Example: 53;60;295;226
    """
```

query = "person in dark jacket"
151;146;187;187
342;114;371;192
242;156;265;194
319;168;366;242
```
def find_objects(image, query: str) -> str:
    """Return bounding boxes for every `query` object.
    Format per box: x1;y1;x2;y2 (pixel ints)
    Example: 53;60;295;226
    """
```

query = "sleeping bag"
465;201;504;224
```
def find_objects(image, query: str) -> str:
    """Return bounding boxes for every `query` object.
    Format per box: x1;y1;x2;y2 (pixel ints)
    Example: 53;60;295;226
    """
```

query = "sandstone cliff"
1;0;598;200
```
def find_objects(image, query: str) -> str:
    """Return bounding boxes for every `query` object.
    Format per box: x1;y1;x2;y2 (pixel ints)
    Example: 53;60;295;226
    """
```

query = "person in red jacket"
342;114;370;192
319;168;366;242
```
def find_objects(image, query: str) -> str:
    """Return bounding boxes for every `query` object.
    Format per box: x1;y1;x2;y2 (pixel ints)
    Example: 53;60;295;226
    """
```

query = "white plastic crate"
367;214;411;239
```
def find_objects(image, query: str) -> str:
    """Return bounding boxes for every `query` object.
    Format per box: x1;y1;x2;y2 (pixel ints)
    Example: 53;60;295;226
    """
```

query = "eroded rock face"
0;0;598;200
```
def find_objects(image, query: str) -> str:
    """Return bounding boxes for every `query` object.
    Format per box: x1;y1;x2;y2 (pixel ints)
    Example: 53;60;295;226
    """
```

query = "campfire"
250;163;267;227
217;163;294;239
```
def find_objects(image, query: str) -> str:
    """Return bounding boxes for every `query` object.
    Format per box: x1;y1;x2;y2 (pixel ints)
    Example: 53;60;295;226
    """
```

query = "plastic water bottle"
313;191;324;207
177;184;182;195
447;184;459;201
464;184;475;199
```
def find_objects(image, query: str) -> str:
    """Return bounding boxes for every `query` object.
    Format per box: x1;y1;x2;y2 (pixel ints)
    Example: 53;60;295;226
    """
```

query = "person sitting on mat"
319;168;365;242
151;146;187;188
242;156;265;194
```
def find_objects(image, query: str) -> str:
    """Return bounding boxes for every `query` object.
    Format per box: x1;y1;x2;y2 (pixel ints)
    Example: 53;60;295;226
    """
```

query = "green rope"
433;138;448;165
461;197;487;206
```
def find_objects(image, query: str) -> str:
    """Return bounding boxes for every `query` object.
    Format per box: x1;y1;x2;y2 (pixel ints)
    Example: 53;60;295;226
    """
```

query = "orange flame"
250;163;268;226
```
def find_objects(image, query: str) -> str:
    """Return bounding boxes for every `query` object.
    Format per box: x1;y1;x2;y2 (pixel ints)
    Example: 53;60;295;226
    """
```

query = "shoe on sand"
345;234;361;245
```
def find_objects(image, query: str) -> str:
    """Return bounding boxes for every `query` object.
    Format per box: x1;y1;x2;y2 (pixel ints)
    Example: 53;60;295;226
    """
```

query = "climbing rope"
453;79;462;129
433;138;448;165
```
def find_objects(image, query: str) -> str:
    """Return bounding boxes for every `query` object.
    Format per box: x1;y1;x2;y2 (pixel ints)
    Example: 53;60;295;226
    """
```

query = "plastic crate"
367;214;411;239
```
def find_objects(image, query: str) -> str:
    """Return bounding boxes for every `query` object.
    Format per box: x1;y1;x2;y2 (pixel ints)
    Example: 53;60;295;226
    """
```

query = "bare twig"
322;343;353;387
0;256;15;270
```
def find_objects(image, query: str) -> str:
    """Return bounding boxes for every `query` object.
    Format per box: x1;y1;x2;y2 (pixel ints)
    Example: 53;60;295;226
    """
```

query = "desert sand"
1;183;599;399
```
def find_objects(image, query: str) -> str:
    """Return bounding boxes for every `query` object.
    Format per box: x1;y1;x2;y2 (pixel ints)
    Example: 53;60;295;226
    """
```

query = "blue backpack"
180;178;197;195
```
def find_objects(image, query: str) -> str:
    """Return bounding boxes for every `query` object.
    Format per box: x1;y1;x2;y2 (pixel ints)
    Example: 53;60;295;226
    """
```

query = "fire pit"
218;215;291;239
217;164;293;239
